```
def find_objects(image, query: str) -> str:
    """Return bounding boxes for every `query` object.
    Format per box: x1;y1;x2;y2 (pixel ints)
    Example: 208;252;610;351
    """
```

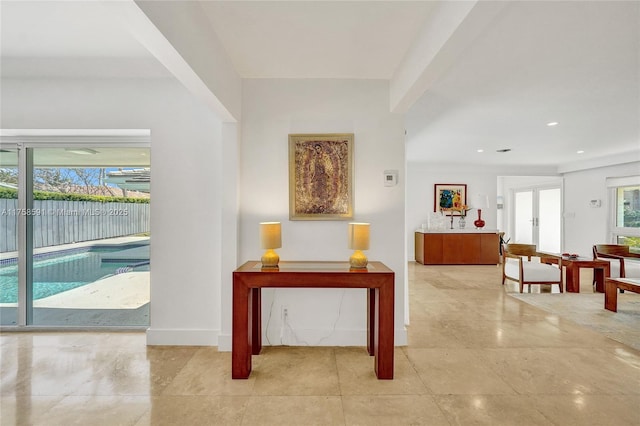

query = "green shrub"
0;187;149;204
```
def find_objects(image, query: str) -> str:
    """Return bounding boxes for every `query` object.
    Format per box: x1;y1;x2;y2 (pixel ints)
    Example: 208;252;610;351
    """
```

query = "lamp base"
349;250;368;269
474;208;485;229
261;249;280;268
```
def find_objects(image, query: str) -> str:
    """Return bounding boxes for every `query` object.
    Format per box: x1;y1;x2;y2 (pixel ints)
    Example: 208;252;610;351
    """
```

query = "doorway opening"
498;176;563;253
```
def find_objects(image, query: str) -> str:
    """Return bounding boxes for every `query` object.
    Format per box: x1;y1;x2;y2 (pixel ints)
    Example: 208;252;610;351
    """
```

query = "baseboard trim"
216;327;407;352
146;328;219;346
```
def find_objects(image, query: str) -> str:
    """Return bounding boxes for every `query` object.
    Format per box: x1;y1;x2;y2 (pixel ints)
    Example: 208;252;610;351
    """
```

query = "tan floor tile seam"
395;347;435;396
504;297;640;351
491;390;640;397
240;395;346;426
416;394;454;426
406;332;471;350
540;321;640;350
336;347;352;397
238;395;251;426
401;349;438;396
431;394;559;426
131;406;152;426
23;394;151;425
157;350;226;398
462;348;552;396
405;348;522;397
461;348;540;397
472;350;640;397
251;392;344;397
158;373;259;397
337;395;348;426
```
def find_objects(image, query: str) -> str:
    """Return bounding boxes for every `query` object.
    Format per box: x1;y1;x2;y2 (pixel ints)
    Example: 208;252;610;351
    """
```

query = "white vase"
458;217;466;229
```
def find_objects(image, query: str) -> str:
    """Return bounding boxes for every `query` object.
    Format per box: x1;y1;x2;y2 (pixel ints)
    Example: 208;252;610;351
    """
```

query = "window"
608;176;640;252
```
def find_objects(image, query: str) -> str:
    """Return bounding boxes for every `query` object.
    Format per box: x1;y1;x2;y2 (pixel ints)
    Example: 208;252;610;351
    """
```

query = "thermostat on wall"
589;199;601;208
384;170;398;186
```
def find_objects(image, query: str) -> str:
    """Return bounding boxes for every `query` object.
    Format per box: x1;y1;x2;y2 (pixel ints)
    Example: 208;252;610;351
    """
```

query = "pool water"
0;249;150;303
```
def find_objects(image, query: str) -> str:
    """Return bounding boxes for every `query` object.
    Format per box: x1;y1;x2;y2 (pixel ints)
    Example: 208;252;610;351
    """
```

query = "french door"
513;186;562;253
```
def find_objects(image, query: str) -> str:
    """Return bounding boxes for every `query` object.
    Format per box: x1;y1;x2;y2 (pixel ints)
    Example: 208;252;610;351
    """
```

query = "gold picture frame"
289;133;354;220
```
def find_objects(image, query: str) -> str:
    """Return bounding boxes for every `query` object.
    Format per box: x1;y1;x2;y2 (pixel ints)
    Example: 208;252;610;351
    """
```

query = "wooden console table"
605;278;640;312
415;231;500;265
232;261;395;379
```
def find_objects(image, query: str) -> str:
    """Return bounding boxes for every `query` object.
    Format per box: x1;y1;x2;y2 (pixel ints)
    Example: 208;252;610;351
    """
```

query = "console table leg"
232;282;251;379
367;288;375;356
375;285;394;379
252;288;262;355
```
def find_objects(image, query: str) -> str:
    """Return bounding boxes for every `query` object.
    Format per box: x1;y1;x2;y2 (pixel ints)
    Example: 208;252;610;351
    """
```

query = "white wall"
407;160;640;260
563;161;640;255
405;162;557;257
1;77;230;345
236;79;407;346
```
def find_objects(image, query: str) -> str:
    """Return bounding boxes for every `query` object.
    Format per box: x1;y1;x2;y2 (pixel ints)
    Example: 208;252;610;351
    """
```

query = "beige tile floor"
1;263;639;425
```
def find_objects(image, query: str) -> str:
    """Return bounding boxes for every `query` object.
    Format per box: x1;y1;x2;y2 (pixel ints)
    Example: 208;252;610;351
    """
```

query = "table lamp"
348;222;370;269
260;222;281;268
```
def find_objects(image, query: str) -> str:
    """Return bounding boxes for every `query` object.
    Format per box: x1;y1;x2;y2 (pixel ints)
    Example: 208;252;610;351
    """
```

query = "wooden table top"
234;260;393;274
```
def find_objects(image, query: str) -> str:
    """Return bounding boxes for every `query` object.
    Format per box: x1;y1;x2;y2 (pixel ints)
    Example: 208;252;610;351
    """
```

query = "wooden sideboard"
415;231;500;265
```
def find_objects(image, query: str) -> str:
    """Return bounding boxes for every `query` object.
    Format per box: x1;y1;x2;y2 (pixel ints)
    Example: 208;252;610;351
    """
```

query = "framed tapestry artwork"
289;133;354;220
434;184;467;215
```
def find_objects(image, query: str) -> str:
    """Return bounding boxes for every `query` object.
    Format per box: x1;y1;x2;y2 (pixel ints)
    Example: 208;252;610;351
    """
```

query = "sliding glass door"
0;146;19;326
1;142;150;327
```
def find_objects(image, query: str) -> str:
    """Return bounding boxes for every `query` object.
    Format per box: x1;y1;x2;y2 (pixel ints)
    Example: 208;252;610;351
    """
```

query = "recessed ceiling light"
547;122;559;127
477;149;484;153
496;148;511;153
577;150;585;154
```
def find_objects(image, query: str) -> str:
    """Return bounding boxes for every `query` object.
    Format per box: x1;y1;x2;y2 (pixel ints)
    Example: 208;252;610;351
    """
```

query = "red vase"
474;209;486;229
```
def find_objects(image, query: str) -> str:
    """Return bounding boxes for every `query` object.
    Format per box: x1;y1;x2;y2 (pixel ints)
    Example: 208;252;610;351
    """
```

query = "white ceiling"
1;1;148;57
405;1;640;169
1;1;638;170
198;1;435;79
0;1;170;78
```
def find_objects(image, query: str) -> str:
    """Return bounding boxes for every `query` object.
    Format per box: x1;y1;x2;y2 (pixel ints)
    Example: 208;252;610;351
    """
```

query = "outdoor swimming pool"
0;245;149;304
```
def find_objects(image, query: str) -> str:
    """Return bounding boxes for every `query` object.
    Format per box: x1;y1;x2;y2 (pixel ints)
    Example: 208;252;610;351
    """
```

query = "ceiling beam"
102;0;240;123
390;1;507;114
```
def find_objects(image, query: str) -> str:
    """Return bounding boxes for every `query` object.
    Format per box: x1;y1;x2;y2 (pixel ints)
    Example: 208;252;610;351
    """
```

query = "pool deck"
0;236;150;262
39;272;149;309
101;246;149;263
0;272;150;310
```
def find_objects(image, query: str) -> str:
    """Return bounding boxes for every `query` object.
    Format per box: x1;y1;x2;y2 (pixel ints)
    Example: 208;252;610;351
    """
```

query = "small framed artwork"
434;184;467;215
289;133;354;220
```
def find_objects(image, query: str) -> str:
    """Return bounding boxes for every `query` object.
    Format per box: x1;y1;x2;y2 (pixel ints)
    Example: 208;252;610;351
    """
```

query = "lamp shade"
260;222;281;249
475;194;490;208
348;223;370;250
